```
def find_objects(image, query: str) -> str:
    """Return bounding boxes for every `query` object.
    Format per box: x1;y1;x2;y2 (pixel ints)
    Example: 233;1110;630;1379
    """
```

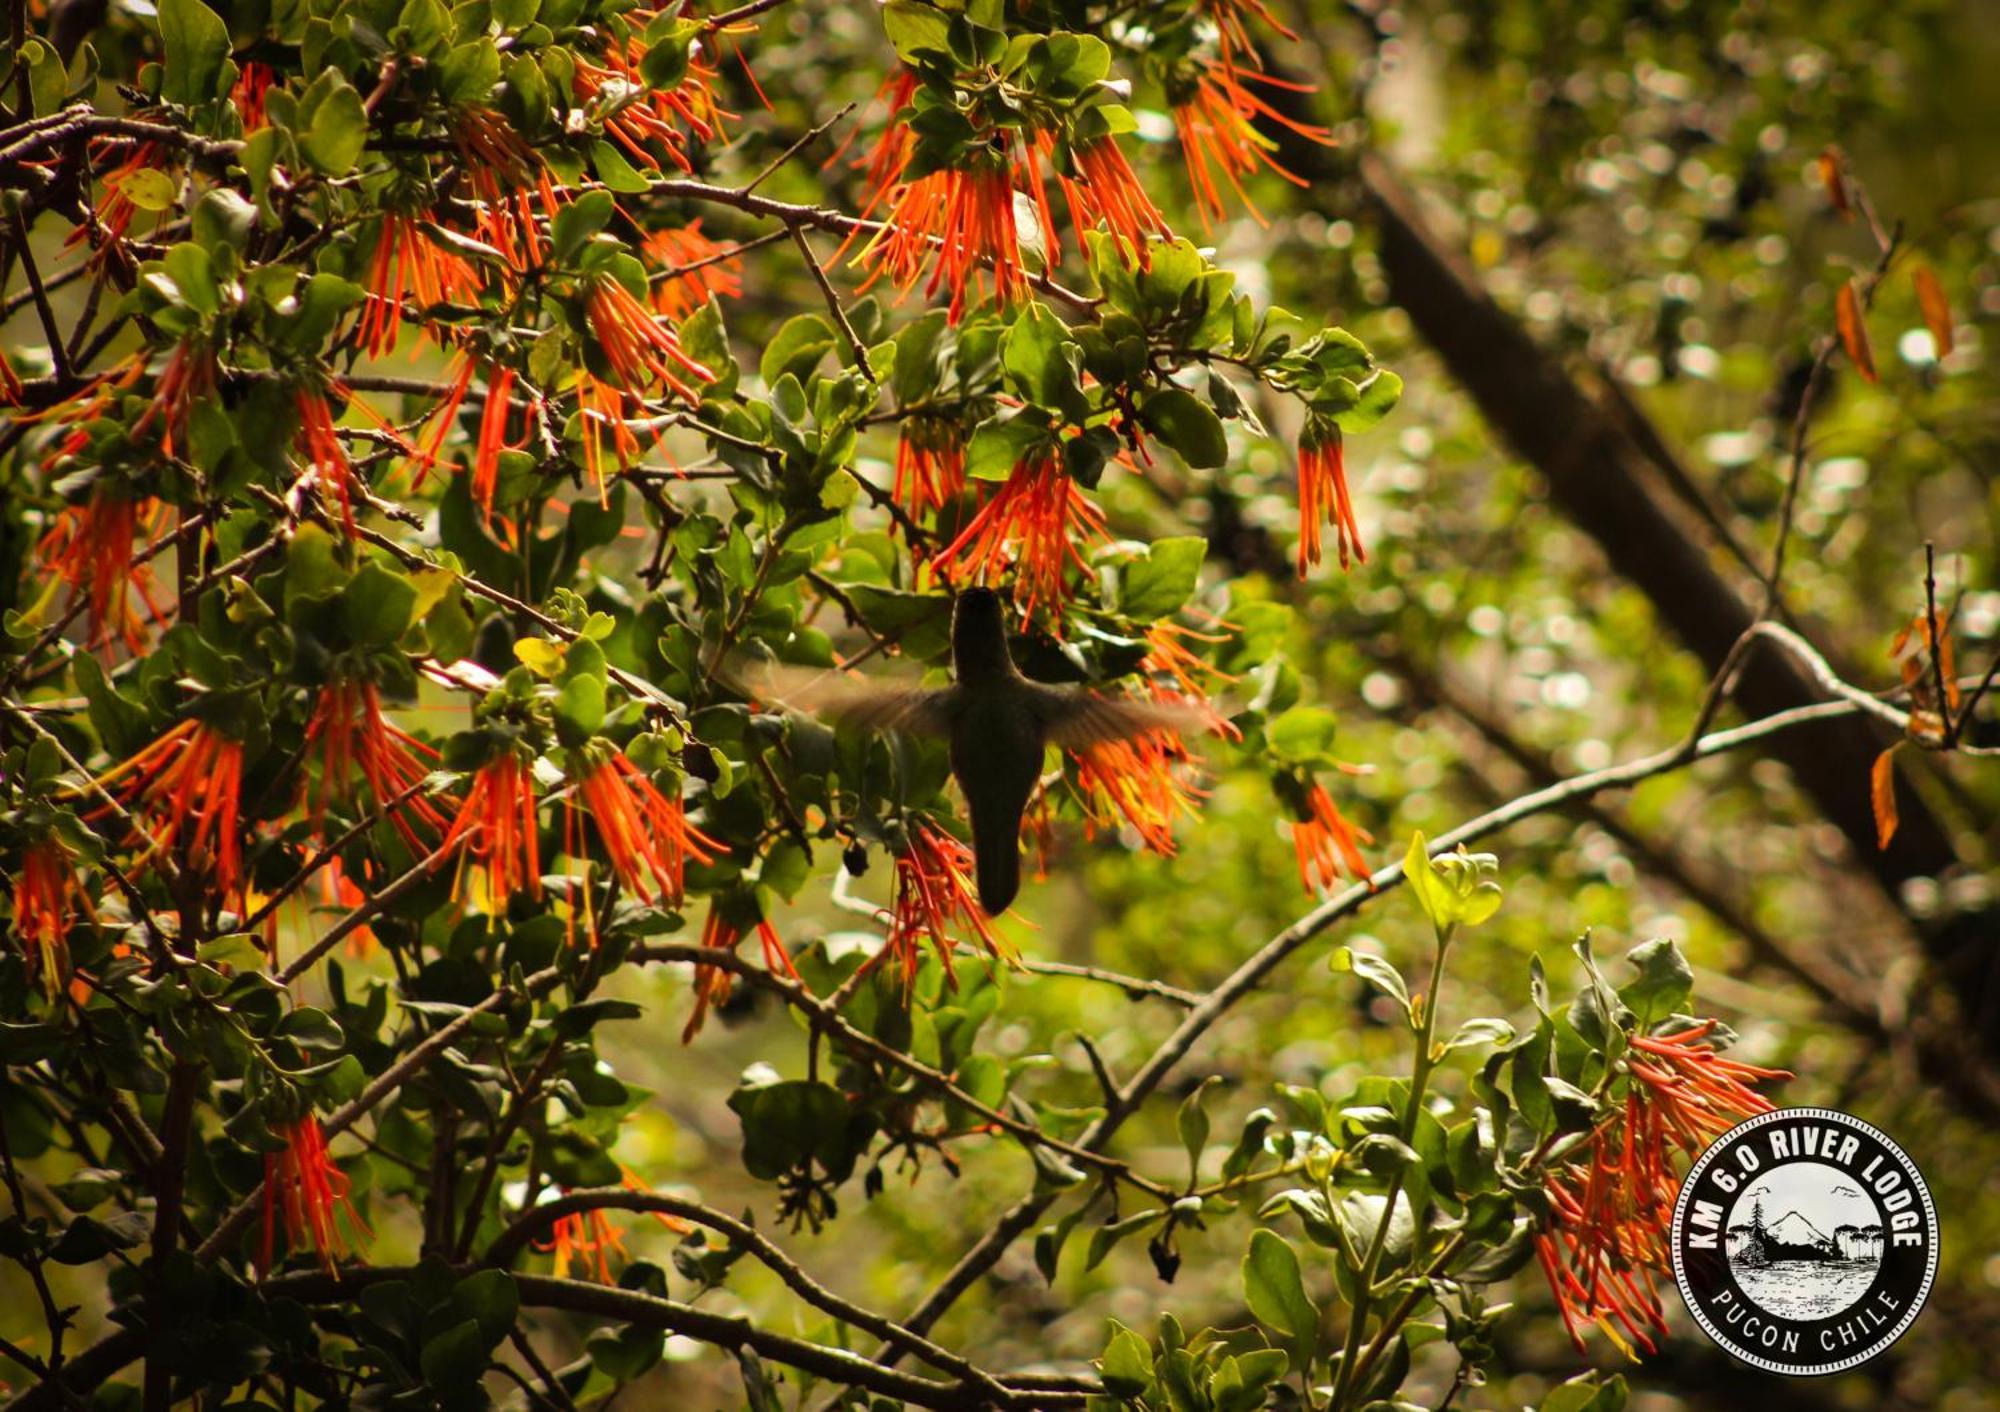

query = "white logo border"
1669;1106;1938;1377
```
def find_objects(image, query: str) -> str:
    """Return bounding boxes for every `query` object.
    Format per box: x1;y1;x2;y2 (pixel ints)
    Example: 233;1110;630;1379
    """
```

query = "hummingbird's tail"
974;836;1021;916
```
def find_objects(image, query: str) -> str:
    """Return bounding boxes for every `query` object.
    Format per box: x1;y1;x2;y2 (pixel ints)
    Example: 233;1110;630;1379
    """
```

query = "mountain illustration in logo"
1726;1193;1856;1267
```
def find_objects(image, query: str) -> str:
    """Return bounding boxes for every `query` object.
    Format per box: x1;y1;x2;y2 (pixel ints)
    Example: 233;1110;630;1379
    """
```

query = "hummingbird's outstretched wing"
739;661;957;737
1028;687;1206;749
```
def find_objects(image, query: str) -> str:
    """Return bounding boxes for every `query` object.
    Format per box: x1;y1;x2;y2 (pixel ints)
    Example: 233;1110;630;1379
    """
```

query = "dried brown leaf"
1818;147;1852;219
1835;280;1876;383
1871;746;1900;850
1914;265;1954;358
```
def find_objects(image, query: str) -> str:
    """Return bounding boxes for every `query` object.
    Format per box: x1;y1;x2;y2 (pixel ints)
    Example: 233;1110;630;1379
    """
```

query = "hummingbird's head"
951;587;1015;682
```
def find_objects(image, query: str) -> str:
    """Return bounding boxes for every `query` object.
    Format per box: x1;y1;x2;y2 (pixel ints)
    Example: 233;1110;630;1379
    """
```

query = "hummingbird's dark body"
756;587;1195;914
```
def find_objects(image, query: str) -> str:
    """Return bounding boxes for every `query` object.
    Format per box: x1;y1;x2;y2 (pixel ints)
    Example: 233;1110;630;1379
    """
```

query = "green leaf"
1099;1322;1154;1398
1242;1229;1318;1371
883;0;952;61
1266;706;1339;765
1619;937;1693;1025
342;563;419;646
438;39;502;102
444;1269;520;1348
1140;387;1229;469
1177;1075;1220;1174
300;74;367;177
1002;301;1083;416
1444;1017;1515;1051
965;414;1049;481
1331;946;1410;1015
760;314;838;388
591;139;652;194
1335;370;1402;433
1118;536;1205;620
551;190;615;263
158;0;230;105
418;1318;489;1388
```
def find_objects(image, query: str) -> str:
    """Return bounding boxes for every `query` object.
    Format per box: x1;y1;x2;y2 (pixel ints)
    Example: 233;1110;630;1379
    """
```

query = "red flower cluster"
453;108;557;274
295;387;362;532
132;339;217;460
231;62;276;131
863;160;1031;324
301;679;451;852
441;751;543;910
96;719;247;899
892;416;968;526
572;34;730;175
1056;135;1170;266
356;213;481;358
1290;778;1371;893
682;904;794;1042
537;1200;629;1283
930;451;1108;623
260;1115;367;1277
646;221;744;320
1537;1020;1788;1354
1298;421;1363;573
36;489;171;656
1172;67;1333;228
12;840;86;1005
1141;622;1240;740
881;823;1010;986
66;141;169;267
585;275;716;404
568;751;721;909
1070;727;1202;856
417;355;528;521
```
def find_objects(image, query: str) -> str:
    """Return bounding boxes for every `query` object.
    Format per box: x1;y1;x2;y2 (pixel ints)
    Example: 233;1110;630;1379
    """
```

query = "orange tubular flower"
882;823;1010;986
295;388;362;532
568;751;722;907
13;840;86;1004
318;856;378;958
1057;135;1171;266
619;1166;694;1231
537;1198;628;1283
416;357;529;520
128;339;217;459
862;157;1032;324
839;69;920;221
931;452;1108;624
682;904;794;1043
260;1115;368;1277
66;141;171;261
302;680;452;851
1537;1020;1788;1354
1141;622;1240;740
36;490;172;655
231;62;276;131
892;417;967;525
1172;66;1334;228
95;719;247;897
453;108;552;274
1298;421;1362;573
645;221;743;320
572;38;729;175
575;372;648;499
440;751;543;910
585;275;716;403
356;213;481;358
1200;0;1300;86
1290;779;1371;893
1070;727;1202;856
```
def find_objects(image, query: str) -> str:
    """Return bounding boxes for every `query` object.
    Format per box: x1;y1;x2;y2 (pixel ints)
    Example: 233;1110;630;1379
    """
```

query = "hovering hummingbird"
750;587;1200;914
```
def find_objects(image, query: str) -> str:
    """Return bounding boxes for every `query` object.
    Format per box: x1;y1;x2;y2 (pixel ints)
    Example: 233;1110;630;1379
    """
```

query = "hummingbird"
749;587;1199;914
